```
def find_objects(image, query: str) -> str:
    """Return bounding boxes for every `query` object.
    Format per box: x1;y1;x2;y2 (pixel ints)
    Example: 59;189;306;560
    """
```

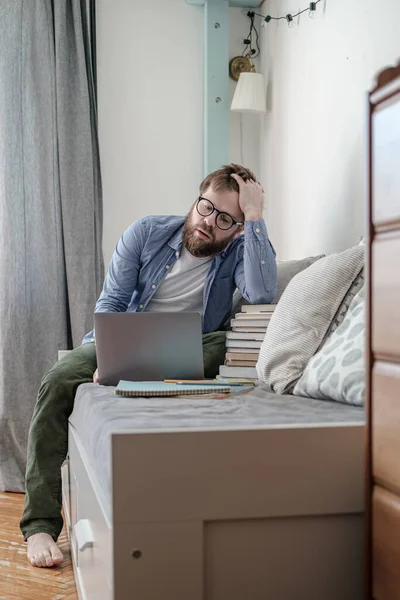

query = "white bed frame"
62;417;365;600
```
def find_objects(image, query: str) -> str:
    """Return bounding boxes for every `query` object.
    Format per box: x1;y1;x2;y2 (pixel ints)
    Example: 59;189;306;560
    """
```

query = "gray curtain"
0;0;104;491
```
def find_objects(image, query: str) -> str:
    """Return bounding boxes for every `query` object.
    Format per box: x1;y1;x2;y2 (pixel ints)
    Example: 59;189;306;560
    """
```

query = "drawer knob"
74;519;94;552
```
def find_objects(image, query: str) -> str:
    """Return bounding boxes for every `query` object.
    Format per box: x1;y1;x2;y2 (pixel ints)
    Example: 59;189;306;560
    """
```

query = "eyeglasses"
196;197;244;231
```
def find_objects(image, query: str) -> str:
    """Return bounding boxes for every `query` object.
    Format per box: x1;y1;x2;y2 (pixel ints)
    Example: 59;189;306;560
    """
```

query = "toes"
51;551;63;565
38;554;47;568
26;533;64;568
30;554;43;567
51;549;64;565
28;555;37;567
44;551;54;567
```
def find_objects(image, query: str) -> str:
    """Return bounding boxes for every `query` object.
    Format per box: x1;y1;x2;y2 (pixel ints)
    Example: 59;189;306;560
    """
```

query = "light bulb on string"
309;2;317;19
262;15;272;28
286;14;295;28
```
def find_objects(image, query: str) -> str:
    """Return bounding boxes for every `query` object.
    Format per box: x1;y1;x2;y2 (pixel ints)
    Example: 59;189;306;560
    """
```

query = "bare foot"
27;532;64;567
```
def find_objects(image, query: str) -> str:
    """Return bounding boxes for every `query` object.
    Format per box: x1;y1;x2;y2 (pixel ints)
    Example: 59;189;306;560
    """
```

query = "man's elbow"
95;297;125;313
262;278;278;303
250;286;277;305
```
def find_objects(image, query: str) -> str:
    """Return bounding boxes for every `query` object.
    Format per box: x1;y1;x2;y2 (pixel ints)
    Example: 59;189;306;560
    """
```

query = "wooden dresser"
367;63;400;600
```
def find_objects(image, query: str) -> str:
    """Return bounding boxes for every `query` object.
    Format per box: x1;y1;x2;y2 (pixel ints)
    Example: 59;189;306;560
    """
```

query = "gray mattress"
69;383;365;515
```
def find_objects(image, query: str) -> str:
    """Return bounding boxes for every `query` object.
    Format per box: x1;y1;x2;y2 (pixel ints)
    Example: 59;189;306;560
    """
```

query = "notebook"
115;380;232;397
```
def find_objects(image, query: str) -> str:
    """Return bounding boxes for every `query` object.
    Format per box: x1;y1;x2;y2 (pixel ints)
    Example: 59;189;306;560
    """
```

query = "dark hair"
199;163;258;195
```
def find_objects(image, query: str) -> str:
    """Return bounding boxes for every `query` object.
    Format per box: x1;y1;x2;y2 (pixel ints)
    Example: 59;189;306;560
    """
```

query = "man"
21;163;277;567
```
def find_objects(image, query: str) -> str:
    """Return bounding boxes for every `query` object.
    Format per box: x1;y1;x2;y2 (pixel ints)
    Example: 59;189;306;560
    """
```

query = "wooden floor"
0;492;78;600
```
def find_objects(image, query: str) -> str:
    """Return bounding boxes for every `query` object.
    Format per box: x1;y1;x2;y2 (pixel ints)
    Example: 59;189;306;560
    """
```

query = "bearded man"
21;163;277;567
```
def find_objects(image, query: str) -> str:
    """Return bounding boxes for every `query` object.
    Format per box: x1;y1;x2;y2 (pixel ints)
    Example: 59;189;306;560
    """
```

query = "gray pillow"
230;254;324;318
293;286;365;406
256;245;364;394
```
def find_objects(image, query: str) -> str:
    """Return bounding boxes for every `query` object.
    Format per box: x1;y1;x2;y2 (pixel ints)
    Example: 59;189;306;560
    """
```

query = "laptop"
94;312;204;386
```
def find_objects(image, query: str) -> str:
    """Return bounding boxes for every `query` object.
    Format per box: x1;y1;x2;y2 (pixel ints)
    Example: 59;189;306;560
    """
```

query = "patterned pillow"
293;286;365;405
256;245;364;394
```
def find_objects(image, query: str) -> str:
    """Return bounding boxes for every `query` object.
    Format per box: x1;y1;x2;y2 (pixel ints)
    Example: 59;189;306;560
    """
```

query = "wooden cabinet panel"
372;234;400;360
369;64;400;600
372;95;400;228
372;362;400;495
373;486;400;600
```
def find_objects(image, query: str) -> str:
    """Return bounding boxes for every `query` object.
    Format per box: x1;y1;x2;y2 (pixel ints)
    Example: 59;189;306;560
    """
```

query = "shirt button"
261;260;265;265
152;284;156;289
139;304;144;309
165;265;170;270
175;252;179;258
256;228;260;233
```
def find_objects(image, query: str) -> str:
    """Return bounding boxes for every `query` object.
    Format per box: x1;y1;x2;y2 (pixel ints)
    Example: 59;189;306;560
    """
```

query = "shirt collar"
167;222;185;252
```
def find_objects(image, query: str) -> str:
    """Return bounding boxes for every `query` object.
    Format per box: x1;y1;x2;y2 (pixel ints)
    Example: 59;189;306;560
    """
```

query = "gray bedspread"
69;382;365;516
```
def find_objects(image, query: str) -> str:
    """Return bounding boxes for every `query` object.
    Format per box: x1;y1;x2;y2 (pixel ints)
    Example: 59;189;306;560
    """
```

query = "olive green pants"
20;333;226;541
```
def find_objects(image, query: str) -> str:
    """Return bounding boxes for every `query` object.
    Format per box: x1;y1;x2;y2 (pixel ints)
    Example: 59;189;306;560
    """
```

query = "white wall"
228;13;262;173
97;0;260;265
260;0;400;260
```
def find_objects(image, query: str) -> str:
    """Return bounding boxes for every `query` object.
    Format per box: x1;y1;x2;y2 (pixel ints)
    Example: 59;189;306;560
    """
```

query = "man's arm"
95;218;146;313
234;219;277;303
231;175;277;303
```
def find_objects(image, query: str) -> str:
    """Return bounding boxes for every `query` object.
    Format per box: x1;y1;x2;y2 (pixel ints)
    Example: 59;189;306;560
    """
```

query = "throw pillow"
324;269;364;338
293;286;365;405
274;255;325;303
256;245;364;394
229;254;324;318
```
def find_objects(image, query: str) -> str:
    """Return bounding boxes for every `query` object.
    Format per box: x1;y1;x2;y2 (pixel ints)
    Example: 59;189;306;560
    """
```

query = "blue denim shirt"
83;214;277;342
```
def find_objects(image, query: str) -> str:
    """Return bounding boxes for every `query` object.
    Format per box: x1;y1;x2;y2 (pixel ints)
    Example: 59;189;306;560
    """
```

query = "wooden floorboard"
0;492;77;600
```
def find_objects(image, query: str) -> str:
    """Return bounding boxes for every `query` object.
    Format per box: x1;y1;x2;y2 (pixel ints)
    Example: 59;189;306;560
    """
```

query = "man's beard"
182;215;235;258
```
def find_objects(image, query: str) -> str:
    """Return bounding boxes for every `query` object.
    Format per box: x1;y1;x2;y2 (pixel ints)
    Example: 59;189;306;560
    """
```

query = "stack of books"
218;304;276;382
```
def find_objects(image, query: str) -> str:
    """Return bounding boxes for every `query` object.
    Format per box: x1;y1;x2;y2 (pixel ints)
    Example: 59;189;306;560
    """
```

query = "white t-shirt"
145;247;213;313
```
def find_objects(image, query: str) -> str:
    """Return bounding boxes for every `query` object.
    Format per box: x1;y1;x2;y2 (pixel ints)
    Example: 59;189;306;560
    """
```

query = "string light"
286;14;295;28
309;2;317;18
254;0;322;29
242;10;260;59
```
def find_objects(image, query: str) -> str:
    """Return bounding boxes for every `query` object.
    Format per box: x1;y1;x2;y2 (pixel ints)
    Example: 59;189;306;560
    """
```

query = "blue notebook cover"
115;380;233;397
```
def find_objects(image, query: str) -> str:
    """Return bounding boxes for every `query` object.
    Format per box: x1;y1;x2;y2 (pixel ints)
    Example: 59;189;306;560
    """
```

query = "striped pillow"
256;245;364;394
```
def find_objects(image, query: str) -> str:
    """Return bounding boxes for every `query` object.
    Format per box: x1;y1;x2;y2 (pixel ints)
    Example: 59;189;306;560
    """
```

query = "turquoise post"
187;0;261;175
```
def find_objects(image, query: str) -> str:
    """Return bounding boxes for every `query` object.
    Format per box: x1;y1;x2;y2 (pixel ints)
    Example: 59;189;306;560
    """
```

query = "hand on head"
230;173;264;222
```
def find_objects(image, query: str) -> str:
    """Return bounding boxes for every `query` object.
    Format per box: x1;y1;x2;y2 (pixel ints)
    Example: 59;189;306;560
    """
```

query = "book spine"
226;340;262;348
226;332;265;340
219;365;258;379
225;353;259;360
241;304;276;313
225;361;257;367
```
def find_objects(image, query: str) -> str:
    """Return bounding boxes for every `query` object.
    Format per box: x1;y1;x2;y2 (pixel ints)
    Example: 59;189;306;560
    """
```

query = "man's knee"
202;331;226;378
37;343;96;406
44;343;96;382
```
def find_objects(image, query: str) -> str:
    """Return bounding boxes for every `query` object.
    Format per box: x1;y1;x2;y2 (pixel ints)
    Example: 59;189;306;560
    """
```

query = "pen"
164;379;232;386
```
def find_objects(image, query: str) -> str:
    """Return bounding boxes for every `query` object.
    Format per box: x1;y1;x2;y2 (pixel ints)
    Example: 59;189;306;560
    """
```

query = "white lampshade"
230;72;266;114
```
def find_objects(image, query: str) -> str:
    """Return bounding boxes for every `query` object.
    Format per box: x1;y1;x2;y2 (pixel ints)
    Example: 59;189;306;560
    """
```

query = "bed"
63;382;365;600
